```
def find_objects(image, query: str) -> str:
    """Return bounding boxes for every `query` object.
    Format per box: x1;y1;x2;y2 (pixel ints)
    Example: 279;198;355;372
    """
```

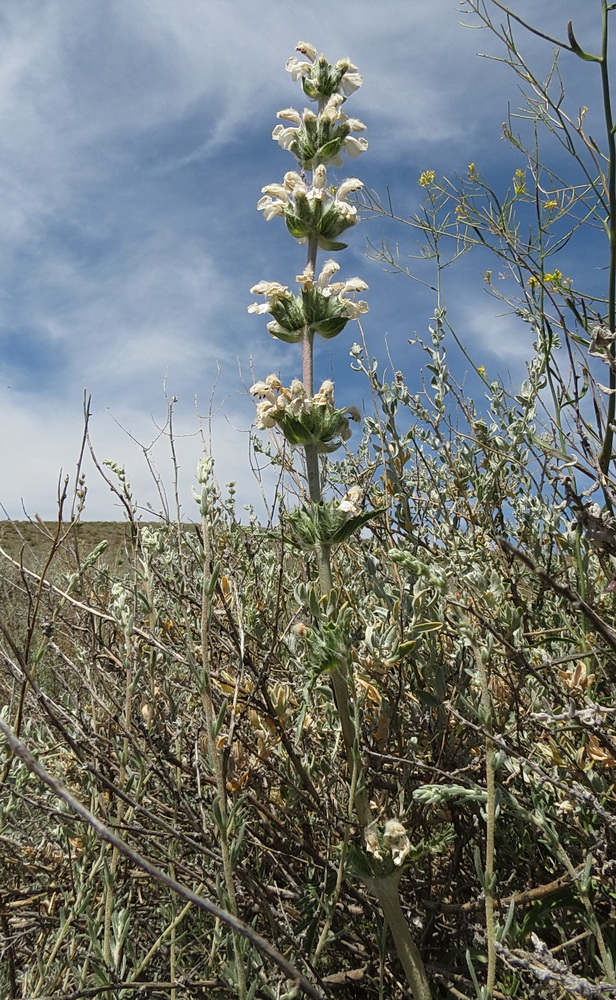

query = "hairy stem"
365;874;432;1000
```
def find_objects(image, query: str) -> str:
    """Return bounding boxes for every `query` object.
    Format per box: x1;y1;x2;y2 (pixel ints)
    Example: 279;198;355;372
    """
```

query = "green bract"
287;500;386;549
284;197;355;250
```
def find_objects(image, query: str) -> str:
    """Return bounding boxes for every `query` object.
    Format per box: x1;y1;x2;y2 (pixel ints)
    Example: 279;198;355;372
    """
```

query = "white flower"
295;271;314;290
339;279;369;320
276;107;302;125
334;201;358;223
313;379;335;406
383;819;411;867
296;41;317;62
321;93;345;123
336;178;364;201
342;278;368;294
255;399;278;429
285;55;313;80
339;70;363;96
343;300;369;320
338;485;363;516
313;164;327;190
338;278;369;318
318;259;340;288
248;282;291;315
257;186;289;220
247;301;271;315
261;183;289;201
257;199;285;221
283;171;305;191
346;117;367;132
249;380;275;399
272;123;299;150
365;825;383;861
343;136;369;158
590;324;616;356
288;378;307;401
250;280;290;299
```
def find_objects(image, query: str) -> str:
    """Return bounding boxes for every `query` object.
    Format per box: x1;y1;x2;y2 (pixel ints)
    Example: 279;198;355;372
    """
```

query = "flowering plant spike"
249;42;368;482
248;46;431;1000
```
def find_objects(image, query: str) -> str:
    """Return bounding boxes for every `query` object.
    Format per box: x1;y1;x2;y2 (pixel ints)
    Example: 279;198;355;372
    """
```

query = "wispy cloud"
0;0;605;519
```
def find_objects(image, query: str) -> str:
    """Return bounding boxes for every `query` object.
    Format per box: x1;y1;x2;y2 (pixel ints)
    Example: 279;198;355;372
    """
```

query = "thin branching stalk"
0;716;325;1000
598;0;616;475
476;646;497;999
200;503;247;1000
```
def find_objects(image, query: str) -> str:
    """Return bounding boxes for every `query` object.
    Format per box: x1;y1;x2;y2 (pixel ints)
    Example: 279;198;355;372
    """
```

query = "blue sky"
0;0;608;520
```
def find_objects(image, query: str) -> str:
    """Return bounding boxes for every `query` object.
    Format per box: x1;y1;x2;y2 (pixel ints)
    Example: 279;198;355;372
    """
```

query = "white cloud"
0;0;606;519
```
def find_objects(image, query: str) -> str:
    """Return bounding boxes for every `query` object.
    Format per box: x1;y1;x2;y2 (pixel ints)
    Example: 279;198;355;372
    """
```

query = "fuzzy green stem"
288;86;430;1000
365;874;432;1000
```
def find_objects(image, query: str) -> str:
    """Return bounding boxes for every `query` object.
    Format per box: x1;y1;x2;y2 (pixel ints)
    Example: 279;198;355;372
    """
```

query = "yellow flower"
513;168;526;195
419;169;436;187
528;275;540;289
543;269;572;289
544;199;558;210
477;365;486;376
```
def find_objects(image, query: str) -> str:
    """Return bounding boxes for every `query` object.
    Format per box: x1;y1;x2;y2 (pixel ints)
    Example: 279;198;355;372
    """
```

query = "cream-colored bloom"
283;171;305;192
336;177;363;201
257;186;288;220
295;269;315;289
334;201;358;223
285;55;312;80
261;183;288;201
248;282;291;314
276;107;302;125
250;280;290;299
383;819;411;867
272;124;298;150
365;824;383;861
249;380;276;399
318;259;340;288
321;93;345;122
342;278;368;294
343;299;369;319
289;378;306;398
339;280;369;319
313;379;335;406
339;70;363;95
343;136;369;158
313;164;327;190
346;117;367;132
296;41;317;62
255;399;278;429
338;484;363;515
247;301;270;315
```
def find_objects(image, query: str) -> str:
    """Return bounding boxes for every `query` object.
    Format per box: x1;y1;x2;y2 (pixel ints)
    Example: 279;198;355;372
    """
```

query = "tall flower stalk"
249;43;432;1000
